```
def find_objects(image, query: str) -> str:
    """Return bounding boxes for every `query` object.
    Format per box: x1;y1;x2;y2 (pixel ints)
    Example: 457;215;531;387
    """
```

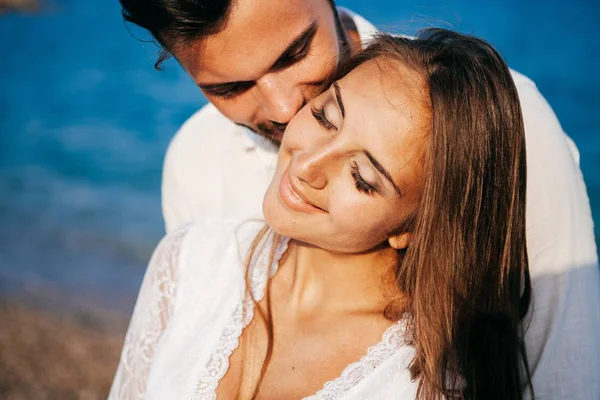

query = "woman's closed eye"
351;161;377;195
311;104;338;131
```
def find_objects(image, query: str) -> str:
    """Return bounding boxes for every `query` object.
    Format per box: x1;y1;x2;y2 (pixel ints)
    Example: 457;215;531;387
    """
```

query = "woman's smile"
278;167;327;214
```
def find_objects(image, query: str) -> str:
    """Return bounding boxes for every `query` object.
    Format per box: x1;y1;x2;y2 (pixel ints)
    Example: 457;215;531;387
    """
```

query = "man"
120;0;600;397
130;0;375;228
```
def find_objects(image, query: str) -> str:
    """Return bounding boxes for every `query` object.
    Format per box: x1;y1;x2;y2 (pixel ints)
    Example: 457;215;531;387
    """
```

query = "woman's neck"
272;240;400;318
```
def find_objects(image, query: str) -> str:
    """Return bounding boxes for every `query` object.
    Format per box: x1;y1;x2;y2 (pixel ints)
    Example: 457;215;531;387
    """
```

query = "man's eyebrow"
276;20;318;64
332;82;345;118
197;21;318;91
364;150;403;197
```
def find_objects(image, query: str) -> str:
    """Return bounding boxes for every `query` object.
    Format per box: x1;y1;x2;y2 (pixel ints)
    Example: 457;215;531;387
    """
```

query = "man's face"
175;0;343;143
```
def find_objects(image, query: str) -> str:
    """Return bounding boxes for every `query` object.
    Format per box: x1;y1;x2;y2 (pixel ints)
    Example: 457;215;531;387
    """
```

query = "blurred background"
0;0;598;398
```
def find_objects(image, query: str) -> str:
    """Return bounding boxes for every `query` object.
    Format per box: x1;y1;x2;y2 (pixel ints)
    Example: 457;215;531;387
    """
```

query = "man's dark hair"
119;0;344;69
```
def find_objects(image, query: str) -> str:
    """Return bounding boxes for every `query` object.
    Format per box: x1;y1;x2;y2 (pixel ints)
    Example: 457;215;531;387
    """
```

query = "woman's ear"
388;232;412;250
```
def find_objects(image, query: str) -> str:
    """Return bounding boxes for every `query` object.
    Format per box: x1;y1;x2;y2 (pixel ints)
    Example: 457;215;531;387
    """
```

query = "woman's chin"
263;196;302;244
262;186;287;233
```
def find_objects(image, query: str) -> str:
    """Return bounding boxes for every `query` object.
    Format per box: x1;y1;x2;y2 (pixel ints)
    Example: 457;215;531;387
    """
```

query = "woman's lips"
279;168;326;214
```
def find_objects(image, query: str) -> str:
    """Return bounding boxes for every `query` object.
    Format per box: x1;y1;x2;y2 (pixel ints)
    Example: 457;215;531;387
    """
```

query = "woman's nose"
291;148;333;190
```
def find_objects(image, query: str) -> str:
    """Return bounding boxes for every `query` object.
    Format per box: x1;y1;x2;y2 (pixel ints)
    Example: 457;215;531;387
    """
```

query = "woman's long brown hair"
239;29;533;400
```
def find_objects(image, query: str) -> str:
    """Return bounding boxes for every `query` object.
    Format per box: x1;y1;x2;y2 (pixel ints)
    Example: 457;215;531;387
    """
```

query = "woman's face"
263;58;431;253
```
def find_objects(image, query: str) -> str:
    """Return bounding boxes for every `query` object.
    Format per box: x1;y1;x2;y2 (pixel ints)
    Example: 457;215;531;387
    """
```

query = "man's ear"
338;9;362;55
388;232;412;250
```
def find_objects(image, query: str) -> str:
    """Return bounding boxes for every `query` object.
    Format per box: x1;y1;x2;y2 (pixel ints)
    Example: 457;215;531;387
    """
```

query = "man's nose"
257;75;305;124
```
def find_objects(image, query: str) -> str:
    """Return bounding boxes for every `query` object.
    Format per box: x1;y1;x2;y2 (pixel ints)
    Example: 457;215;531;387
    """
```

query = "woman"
109;29;533;400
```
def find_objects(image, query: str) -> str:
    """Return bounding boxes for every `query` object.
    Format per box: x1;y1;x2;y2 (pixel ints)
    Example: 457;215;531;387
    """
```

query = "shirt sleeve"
513;71;600;398
161;105;227;234
161;130;194;234
161;109;206;234
108;225;189;400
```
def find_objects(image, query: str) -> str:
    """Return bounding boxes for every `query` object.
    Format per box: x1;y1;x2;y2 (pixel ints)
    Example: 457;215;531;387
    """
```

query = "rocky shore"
0;0;39;13
0;299;128;399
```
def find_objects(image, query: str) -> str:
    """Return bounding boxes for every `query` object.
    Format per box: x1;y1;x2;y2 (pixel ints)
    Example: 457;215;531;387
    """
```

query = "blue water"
0;0;599;311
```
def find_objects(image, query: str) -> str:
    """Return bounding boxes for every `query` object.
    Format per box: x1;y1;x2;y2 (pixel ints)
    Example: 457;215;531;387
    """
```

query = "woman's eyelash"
351;162;377;195
311;104;337;131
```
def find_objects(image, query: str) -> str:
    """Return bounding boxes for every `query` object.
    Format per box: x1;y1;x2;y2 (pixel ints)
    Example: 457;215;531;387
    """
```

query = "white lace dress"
108;218;418;400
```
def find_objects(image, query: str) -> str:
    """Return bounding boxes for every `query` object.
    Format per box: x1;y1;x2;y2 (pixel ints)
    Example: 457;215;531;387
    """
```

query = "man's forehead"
185;0;325;83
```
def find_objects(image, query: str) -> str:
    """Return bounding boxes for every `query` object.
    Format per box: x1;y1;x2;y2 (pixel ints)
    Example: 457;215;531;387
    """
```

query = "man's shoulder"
164;103;245;171
506;68;564;136
171;103;236;148
508;68;538;95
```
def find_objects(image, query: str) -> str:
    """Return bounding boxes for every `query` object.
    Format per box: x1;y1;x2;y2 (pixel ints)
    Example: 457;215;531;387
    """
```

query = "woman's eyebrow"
364;150;402;196
333;82;345;118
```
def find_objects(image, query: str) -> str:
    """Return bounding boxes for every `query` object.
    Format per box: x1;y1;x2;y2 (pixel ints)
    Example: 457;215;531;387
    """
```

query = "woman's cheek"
331;197;382;235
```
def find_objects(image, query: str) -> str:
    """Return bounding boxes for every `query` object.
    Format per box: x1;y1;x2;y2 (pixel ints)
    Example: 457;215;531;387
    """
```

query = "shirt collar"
241;125;278;154
241;125;258;150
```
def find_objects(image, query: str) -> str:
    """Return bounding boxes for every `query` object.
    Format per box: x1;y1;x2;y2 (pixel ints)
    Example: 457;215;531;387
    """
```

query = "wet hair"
244;28;533;400
119;0;346;69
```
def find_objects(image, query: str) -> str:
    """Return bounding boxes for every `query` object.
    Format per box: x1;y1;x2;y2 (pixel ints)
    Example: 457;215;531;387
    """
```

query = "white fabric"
155;9;600;399
109;219;418;399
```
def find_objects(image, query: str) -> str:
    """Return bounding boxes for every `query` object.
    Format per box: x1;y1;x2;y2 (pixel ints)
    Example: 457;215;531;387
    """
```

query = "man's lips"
278;168;326;214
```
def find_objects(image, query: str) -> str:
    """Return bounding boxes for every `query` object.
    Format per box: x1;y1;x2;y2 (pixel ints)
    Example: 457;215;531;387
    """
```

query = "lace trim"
192;233;406;400
306;320;407;400
108;224;190;400
192;233;290;399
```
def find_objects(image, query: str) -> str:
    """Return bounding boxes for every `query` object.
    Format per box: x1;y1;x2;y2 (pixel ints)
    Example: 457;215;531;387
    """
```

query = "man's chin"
261;130;284;145
235;122;283;146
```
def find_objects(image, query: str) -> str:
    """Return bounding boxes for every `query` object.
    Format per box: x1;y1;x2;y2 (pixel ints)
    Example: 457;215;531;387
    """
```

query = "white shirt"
159;9;600;399
109;219;420;399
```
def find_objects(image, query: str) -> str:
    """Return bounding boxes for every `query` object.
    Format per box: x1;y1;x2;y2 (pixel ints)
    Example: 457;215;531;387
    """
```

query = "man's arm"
513;70;600;398
161;104;226;233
